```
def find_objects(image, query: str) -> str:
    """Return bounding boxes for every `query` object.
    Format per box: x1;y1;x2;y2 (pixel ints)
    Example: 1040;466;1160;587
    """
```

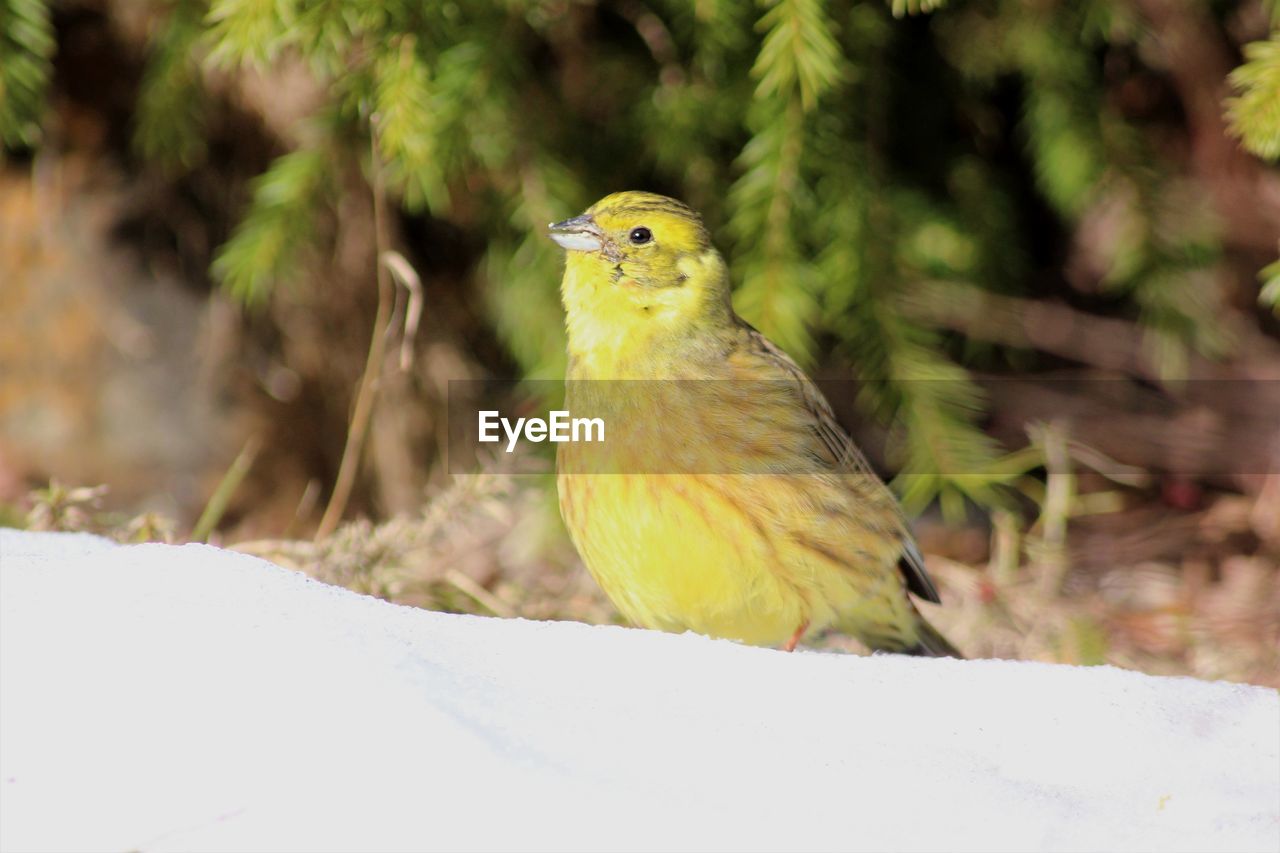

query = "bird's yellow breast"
556;378;804;643
557;464;912;646
555;329;911;647
557;471;809;645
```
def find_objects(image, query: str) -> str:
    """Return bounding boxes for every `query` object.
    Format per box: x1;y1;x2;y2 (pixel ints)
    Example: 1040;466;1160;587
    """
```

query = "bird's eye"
629;227;653;245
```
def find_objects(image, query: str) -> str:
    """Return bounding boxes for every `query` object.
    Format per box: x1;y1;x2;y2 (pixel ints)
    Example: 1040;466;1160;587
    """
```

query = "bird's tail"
903;612;964;659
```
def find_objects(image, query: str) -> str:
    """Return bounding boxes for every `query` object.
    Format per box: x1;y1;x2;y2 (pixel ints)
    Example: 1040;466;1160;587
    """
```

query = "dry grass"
230;462;616;627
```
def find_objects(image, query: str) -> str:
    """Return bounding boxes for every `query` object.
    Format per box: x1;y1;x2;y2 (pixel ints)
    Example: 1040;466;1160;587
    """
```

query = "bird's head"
550;191;713;276
549;192;731;362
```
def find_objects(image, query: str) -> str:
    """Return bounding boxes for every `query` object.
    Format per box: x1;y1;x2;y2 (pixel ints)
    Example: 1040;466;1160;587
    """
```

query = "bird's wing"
737;325;942;604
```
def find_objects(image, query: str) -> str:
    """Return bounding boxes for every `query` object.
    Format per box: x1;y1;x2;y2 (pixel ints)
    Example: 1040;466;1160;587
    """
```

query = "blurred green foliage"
1228;29;1280;161
0;0;53;147
3;0;1278;515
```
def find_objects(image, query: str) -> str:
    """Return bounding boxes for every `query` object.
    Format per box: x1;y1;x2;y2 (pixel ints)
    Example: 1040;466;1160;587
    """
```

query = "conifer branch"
1226;33;1280;162
211;144;333;305
0;0;53;148
134;0;210;170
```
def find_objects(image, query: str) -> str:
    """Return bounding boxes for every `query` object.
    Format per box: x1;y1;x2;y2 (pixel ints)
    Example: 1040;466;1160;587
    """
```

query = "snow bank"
1;529;1276;853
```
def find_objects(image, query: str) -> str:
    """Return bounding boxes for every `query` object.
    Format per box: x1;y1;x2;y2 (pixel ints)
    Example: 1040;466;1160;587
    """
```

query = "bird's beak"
548;214;604;252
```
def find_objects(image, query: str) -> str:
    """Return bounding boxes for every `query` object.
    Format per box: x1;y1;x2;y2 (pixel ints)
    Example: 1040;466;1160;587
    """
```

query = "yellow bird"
550;191;960;657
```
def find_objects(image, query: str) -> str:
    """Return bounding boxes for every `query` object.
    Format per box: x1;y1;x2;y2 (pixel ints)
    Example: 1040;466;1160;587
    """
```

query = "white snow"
0;529;1276;853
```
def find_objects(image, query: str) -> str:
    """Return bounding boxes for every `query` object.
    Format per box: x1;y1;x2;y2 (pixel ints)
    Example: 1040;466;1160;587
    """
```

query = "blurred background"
1;0;1277;684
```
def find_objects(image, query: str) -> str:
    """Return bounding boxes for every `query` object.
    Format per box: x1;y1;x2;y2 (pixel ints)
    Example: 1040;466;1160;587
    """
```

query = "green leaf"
1259;252;1280;312
752;0;843;112
205;0;299;69
728;101;820;363
1226;33;1280;161
135;0;211;170
211;145;333;306
0;0;53;148
888;0;947;18
1022;83;1105;217
372;35;447;213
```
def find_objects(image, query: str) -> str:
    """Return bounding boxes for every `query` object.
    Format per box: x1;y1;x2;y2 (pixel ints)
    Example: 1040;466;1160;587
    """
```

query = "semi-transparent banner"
445;379;1279;477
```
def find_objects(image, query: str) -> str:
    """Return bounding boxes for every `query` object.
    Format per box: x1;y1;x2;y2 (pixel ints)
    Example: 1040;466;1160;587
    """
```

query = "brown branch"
900;279;1280;382
316;132;396;540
